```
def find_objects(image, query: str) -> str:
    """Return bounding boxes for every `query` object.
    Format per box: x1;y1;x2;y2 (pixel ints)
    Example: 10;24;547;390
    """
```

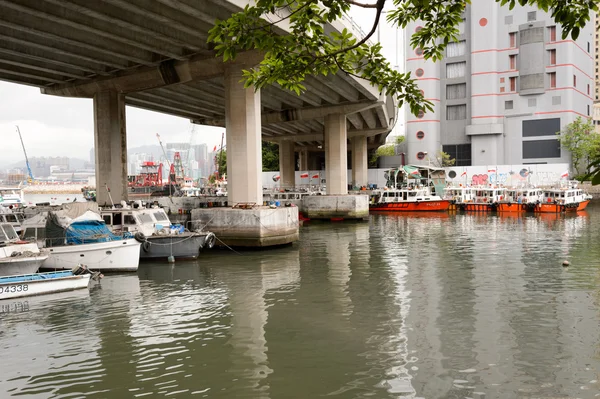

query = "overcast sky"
0;6;403;167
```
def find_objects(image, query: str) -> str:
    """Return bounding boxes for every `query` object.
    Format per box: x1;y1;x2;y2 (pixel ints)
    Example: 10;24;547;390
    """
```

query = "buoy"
562;260;570;267
168;255;175;263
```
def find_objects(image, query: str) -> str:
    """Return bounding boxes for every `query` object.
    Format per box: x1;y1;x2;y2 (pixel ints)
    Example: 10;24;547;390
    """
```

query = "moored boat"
100;204;216;259
497;187;544;212
451;186;506;212
537;183;591;213
0;223;48;276
0;265;101;300
370;165;450;212
20;203;141;272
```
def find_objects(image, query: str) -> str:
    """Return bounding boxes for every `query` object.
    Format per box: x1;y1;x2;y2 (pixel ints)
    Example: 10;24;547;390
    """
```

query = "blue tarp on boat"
0;271;73;283
66;220;124;245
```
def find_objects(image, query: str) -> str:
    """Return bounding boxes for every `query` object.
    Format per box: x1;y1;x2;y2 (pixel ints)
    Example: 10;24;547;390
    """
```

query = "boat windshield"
0;223;18;241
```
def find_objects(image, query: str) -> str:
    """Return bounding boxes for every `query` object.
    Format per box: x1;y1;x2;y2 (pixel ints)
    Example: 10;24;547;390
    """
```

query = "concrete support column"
278;141;296;189
224;65;263;205
299;150;308;171
93;90;128;206
351;136;368;188
324;113;347;195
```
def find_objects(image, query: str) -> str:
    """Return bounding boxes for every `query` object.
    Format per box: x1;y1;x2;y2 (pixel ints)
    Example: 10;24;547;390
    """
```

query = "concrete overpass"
0;0;394;232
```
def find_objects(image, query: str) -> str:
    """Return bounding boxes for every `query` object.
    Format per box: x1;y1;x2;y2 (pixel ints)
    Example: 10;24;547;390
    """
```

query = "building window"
417;152;426;160
500;87;506;93
446;83;467;100
549;72;556;88
588;104;590;116
510;54;517;69
527;11;536;21
415;68;424;77
447;104;467;120
588;42;591;53
523;140;561;158
549;49;556;65
416;131;425;140
573;74;577;87
417;110;425;119
446;41;466;57
415;47;424;56
505;100;514;110
510;76;517;91
446;62;466;79
548;26;556;42
588;84;591;95
500;77;505;83
510;32;517;47
443;144;472;166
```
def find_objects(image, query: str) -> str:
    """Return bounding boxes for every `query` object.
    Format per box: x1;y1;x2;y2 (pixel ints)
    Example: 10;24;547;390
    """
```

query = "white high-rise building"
405;2;594;166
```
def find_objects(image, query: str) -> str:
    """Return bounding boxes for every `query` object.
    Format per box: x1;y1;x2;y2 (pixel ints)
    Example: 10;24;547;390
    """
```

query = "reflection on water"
1;206;600;398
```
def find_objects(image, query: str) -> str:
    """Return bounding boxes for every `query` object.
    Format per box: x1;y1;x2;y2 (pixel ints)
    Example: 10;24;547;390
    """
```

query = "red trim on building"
425;98;441;102
471;92;516;97
472;47;516;54
472;70;516;76
415;77;441;81
471;115;505;119
535;110;590;118
547;86;593;101
546;64;593;81
406;119;441;123
407;57;425;61
546;40;593;60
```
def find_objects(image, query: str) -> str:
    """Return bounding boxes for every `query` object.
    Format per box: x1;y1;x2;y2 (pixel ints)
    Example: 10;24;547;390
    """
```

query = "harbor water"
1;204;600;398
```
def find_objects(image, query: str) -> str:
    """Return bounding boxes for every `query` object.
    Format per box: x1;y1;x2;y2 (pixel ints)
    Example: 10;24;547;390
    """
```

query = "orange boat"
497;183;591;213
370;187;450;212
445;186;506;212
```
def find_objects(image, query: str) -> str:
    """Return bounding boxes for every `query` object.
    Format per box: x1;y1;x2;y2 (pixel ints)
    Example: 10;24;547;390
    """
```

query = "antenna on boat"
104;184;115;208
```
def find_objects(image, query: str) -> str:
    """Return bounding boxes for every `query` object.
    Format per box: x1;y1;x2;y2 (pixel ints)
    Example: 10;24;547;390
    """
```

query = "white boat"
100;204;216;259
0;186;25;208
21;203;141;272
0;265;100;300
0;223;48;276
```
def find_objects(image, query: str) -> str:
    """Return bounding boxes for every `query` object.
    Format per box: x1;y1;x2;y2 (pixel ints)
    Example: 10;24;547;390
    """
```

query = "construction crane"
16;126;34;183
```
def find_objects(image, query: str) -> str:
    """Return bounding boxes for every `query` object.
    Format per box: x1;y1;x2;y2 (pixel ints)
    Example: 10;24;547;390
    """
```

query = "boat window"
113;213;122;225
4;214;17;222
154;212;168;222
23;228;36;239
409;192;417;197
37;228;46;240
0;227;7;242
1;224;17;240
124;215;136;225
139;213;154;224
103;215;112;225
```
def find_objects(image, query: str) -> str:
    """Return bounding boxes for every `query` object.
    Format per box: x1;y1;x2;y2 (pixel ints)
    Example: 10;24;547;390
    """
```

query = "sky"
0;5;403;167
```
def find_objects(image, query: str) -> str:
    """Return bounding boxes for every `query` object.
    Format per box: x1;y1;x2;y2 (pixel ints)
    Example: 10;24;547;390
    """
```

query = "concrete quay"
191;206;299;248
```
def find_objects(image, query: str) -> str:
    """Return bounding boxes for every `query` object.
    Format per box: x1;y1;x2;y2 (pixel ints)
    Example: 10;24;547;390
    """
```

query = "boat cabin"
372;186;438;204
543;188;587;205
473;187;506;203
0;208;24;233
101;207;173;237
444;187;475;203
505;188;544;204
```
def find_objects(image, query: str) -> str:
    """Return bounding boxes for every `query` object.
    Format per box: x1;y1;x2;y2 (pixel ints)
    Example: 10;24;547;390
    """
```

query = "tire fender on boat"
134;232;146;243
204;233;216;249
142;241;151;252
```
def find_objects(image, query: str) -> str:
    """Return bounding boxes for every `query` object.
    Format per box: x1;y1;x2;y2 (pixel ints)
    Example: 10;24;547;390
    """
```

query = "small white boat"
21;203;141;272
0;223;48;276
0;265;101;300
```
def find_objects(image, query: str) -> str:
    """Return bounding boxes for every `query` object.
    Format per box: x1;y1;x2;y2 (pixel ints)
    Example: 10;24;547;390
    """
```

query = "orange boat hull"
498;200;590;213
458;203;497;212
370;200;450;212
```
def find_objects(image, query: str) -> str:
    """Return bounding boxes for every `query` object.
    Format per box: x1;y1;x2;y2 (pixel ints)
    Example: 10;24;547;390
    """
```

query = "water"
2;205;600;398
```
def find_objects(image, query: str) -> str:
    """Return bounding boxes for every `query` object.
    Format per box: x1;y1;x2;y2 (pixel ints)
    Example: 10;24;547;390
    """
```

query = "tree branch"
317;0;386;59
345;0;379;8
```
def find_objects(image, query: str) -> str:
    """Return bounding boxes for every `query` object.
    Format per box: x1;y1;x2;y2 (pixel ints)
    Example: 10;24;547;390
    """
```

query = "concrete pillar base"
191;206;299;247
302;195;369;220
